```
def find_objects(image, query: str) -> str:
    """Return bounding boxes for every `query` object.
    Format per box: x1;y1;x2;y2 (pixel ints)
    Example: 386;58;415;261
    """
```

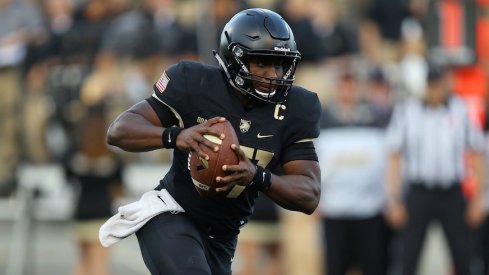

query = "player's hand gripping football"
215;144;256;193
175;117;225;160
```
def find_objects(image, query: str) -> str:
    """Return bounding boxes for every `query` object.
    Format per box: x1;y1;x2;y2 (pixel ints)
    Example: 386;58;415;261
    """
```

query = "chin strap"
213;50;250;97
213;50;231;79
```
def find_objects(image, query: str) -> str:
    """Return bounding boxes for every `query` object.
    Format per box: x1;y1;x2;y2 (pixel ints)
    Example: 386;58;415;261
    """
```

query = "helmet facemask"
216;44;299;104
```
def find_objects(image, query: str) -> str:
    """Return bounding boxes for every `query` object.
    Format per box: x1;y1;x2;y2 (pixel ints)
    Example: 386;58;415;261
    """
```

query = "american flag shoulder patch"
156;71;170;93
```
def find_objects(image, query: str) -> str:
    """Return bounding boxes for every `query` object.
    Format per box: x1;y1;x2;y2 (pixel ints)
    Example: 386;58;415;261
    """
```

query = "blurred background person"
64;106;124;275
300;0;356;64
471;91;489;275
320;67;374;127
277;0;317;63
364;0;409;59
366;67;395;127
0;0;44;196
315;63;393;275
384;63;486;275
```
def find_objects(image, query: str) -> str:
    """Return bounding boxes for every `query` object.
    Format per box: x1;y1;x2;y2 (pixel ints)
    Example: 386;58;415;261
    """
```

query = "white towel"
99;189;185;247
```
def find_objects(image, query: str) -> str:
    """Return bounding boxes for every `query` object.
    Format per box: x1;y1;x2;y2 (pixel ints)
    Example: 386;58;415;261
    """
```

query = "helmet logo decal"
283;59;296;80
274;46;290;52
239;119;251;133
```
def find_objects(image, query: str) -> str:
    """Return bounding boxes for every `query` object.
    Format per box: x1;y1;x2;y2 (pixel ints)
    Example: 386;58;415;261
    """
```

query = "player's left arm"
264;91;322;214
262;158;321;215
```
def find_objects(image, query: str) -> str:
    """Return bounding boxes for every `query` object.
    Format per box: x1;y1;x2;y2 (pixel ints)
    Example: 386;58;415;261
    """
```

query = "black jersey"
147;61;321;235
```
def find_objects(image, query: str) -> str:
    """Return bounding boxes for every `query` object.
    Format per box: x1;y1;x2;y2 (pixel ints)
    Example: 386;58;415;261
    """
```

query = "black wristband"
162;127;183;149
251;165;272;191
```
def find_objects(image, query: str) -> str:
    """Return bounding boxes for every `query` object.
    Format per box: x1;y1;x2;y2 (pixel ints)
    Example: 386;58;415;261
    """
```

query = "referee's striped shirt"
385;96;485;188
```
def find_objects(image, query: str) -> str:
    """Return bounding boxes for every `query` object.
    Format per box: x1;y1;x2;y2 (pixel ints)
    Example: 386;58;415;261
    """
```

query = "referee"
384;64;486;275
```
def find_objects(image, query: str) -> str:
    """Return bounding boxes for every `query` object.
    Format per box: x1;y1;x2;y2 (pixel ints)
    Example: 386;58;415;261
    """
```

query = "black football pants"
402;184;470;275
136;212;237;275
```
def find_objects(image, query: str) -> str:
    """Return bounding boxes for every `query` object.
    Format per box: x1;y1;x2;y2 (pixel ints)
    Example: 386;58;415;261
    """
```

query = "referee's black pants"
471;214;489;275
402;184;470;275
322;215;388;275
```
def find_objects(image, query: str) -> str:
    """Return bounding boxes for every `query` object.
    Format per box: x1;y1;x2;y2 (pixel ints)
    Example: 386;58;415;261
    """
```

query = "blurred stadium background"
0;0;488;274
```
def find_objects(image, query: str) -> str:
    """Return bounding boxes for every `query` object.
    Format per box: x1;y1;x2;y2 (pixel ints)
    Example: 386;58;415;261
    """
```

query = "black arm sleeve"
280;141;318;164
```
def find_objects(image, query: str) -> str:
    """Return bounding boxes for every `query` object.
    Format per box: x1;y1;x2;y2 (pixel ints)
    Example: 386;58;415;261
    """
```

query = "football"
188;120;240;197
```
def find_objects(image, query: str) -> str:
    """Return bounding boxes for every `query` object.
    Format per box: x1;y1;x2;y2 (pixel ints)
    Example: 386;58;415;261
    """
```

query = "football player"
106;8;322;275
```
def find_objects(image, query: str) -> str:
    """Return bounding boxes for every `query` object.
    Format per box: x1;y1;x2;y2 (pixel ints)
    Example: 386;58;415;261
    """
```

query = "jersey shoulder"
164;60;224;93
153;60;224;107
280;85;322;142
285;85;322;120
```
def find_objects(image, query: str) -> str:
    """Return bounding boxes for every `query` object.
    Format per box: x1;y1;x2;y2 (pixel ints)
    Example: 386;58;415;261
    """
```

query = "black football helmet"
213;8;301;104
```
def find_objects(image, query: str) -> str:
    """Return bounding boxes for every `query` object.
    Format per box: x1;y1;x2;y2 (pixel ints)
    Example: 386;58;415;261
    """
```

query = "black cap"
369;68;386;82
427;64;446;81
